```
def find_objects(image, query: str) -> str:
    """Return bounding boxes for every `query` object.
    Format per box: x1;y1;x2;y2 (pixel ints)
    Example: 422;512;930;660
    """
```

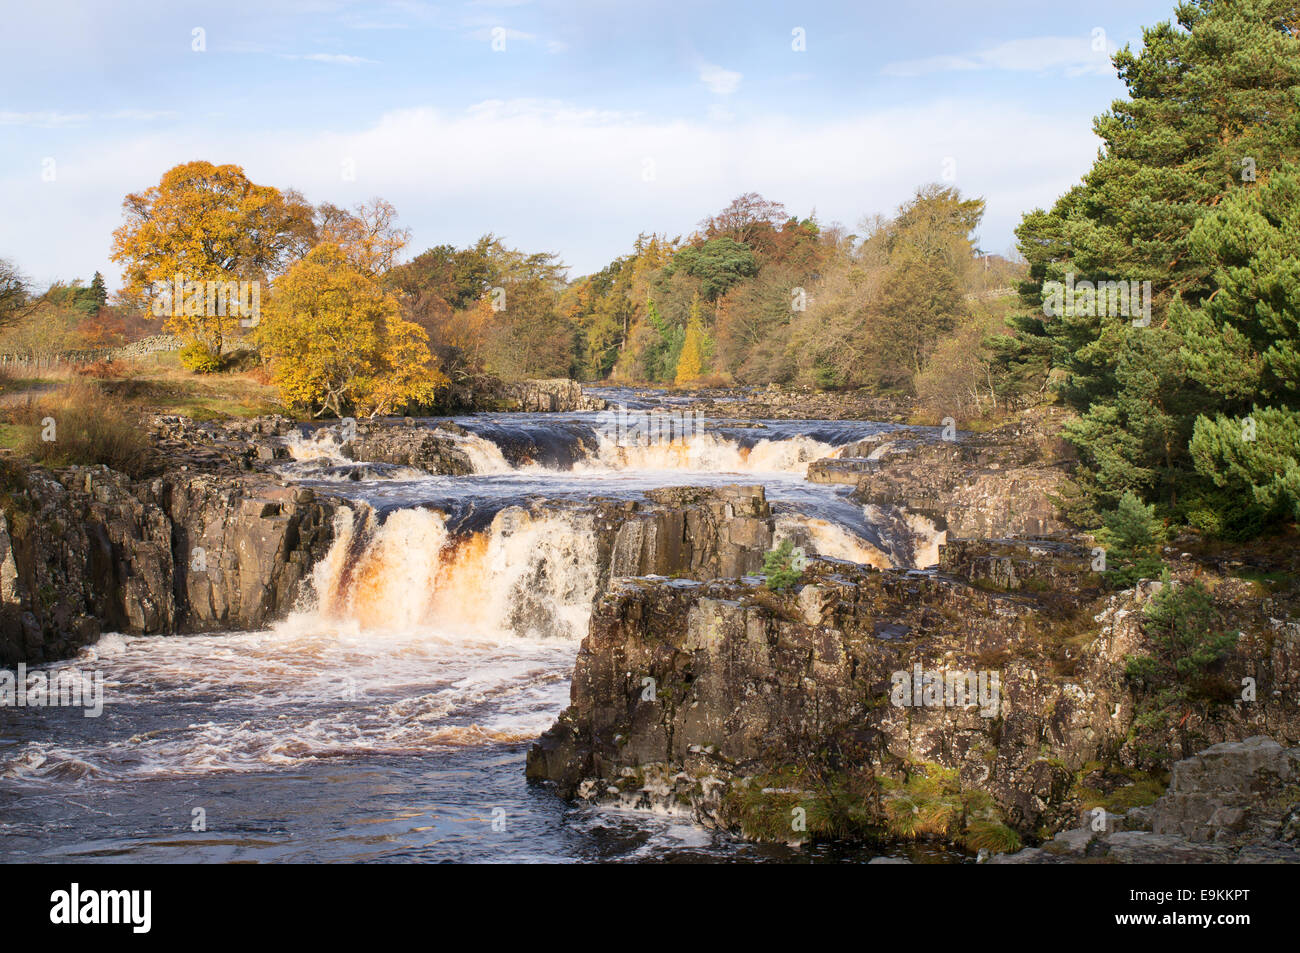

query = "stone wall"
496;379;607;413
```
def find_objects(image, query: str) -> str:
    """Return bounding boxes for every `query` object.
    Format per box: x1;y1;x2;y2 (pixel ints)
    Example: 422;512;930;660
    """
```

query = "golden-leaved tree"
110;161;313;357
255;244;446;418
675;322;705;385
674;292;709;385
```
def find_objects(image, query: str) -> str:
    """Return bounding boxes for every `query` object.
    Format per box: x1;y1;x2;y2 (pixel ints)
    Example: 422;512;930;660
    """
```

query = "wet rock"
608;485;773;579
344;426;477;475
0;463;339;664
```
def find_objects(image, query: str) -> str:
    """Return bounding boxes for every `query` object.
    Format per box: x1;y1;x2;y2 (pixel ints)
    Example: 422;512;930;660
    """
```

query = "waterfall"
773;514;893;569
578;432;837;474
305;505;601;640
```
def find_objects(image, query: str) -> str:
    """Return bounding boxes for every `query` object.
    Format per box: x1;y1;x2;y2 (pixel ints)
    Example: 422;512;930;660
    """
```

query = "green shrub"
1123;571;1239;745
179;341;223;374
1096;490;1168;587
762;538;805;590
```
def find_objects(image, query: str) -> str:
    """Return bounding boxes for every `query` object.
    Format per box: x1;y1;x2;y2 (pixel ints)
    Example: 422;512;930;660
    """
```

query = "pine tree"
1181;163;1300;534
88;271;107;312
999;0;1300;527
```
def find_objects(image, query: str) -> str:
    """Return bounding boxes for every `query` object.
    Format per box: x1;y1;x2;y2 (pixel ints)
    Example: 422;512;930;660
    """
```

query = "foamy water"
0;399;956;863
578;432;838;474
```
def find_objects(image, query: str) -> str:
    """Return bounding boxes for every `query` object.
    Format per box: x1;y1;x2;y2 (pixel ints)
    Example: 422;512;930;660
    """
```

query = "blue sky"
1;0;1182;289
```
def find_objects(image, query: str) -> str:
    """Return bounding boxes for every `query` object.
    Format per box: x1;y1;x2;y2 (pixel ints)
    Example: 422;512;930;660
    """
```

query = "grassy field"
0;353;284;475
0;352;282;421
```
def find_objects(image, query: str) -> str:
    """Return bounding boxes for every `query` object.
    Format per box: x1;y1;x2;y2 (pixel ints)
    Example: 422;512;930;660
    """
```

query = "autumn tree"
786;185;983;392
254;244;446;418
312;198;410;277
0;258;34;329
700;193;789;253
674;294;709;385
111;161;314;357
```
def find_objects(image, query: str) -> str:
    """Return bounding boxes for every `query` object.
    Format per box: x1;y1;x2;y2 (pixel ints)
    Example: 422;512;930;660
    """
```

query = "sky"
0;0;1183;289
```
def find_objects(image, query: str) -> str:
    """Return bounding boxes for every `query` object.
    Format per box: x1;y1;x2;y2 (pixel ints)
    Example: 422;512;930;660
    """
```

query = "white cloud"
0;97;1099;286
699;63;742;95
883;35;1117;78
0;111;91;127
280;53;378;65
103;109;180;121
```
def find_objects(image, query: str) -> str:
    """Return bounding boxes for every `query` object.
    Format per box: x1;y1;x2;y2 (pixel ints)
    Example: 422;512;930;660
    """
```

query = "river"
0;390;964;863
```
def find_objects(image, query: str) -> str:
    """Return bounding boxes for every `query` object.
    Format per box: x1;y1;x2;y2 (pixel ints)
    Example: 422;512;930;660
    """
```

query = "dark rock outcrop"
527;536;1300;853
0;463;338;665
803;407;1078;542
343;421;482;475
845;410;1076;539
608;485;773;579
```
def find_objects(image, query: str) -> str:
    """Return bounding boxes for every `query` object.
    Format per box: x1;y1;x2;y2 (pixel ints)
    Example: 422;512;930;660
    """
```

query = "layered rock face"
607;485;773;579
0;464;337;665
808;407;1076;539
528;535;1300;852
528;549;1094;834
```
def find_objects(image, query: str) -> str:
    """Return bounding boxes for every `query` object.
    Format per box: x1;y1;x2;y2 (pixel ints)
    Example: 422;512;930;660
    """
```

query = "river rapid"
0;389;962;863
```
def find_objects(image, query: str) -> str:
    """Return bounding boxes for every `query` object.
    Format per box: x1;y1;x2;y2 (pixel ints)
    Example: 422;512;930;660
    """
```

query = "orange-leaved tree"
110;161;313;360
254;244;446;418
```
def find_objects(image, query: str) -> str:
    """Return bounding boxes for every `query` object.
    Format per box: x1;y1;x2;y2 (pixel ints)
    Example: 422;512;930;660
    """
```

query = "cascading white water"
905;512;946;569
444;431;513;474
309;504;600;640
0;399;953;862
578;432;838;474
0;503;601;785
774;514;893;570
285;427;512;474
285;428;348;462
